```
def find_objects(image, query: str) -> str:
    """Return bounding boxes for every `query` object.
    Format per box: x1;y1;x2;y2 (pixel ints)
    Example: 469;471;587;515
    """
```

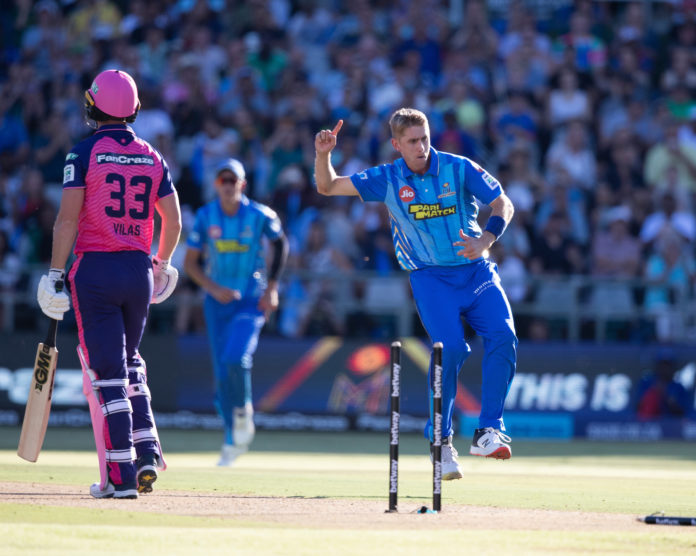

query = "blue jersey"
188;195;283;297
350;147;503;271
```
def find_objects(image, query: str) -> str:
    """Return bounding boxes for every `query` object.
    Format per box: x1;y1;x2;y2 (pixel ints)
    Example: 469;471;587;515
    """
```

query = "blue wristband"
484;215;507;239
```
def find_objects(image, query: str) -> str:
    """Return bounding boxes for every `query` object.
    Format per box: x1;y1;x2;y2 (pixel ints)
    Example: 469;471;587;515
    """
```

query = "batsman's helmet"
84;69;140;123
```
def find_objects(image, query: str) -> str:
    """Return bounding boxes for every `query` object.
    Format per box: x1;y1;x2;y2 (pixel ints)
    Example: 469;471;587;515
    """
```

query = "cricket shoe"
469;427;512;459
90;481;138;499
217;443;248;467
430;436;463;480
136;453;159;494
233;403;256;446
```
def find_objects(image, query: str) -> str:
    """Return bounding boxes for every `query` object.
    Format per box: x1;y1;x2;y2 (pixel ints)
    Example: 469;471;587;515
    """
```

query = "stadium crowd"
1;0;696;342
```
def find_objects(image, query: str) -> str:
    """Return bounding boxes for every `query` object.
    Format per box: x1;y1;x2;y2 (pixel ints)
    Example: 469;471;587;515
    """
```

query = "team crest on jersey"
208;225;222;239
241;225;253;238
399;186;415;202
438;182;455;199
408;203;456;220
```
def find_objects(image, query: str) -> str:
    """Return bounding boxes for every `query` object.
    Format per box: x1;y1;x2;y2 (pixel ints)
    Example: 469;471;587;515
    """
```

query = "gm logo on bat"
399;186;415;202
34;347;52;391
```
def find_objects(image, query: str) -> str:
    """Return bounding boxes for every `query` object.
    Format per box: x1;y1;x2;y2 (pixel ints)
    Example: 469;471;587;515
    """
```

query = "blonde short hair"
389;108;428;138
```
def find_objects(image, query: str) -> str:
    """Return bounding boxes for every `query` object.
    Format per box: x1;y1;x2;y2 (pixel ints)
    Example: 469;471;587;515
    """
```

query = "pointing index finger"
331;120;344;136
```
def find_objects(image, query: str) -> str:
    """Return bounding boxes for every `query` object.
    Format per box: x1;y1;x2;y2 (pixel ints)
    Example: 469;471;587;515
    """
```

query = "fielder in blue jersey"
184;159;288;466
315;109;517;480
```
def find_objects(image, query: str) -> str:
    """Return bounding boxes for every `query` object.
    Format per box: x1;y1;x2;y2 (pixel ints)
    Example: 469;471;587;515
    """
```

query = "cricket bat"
17;316;59;462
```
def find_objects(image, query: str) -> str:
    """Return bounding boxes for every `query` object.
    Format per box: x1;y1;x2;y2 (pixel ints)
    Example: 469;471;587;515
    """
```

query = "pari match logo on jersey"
399;185;457;220
408;203;456;220
215;239;250;253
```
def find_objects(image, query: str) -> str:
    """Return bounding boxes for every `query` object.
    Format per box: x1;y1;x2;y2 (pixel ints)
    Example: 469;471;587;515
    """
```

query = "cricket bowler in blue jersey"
314;109;517;480
184;159;288;466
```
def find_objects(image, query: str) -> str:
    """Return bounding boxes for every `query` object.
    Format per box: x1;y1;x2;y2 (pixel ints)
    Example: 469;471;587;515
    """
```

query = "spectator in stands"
4;0;696;342
0;229;21;293
0;92;30;175
31;110;72;183
589;205;641;315
530;211;584;276
644;230;696;342
644;118;696;196
545;119;597;191
295;218;353;337
553;10;607;73
635;348;690;419
492;89;539;161
535;168;589;246
601;128;646;204
640;191;696;245
490;241;528;304
20;0;66;82
546;68;591;130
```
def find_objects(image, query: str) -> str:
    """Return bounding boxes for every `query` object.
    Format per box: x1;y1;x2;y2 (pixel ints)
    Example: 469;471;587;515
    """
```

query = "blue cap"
215;158;245;180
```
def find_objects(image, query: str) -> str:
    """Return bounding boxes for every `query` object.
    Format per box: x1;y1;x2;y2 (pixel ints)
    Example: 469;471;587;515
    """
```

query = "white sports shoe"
430;436;463;480
469;427;512;459
233;403;256;446
90;481;138;499
217;443;248;467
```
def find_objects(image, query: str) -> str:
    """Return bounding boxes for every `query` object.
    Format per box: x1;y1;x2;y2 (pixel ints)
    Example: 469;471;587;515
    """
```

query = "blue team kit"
351;147;517;438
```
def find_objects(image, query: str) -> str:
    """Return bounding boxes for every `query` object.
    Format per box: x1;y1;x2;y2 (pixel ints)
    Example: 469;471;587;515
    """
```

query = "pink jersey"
63;124;175;254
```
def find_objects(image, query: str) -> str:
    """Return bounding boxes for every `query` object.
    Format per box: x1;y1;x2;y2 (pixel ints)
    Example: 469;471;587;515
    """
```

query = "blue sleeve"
463;158;502;205
262;208;283;240
62;145;88;189
349;165;389;202
187;208;207;249
157;155;176;199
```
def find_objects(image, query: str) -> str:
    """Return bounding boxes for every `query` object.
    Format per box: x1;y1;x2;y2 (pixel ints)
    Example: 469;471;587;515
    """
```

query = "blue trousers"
409;260;517;440
70;251;152;486
203;295;265;445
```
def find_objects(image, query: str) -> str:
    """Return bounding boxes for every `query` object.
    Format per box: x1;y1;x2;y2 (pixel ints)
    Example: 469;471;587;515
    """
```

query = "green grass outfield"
1;427;695;555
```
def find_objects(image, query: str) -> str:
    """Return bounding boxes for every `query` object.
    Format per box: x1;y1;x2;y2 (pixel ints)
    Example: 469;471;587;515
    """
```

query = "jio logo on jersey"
209;225;222;239
399;186;415;202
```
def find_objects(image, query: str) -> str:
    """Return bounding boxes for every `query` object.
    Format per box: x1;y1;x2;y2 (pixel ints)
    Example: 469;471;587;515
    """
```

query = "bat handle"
44;278;64;346
45;318;58;348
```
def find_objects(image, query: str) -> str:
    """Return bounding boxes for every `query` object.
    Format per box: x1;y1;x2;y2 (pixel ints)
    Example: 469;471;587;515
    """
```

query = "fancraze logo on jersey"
408;203;457;220
96;153;155;165
215;239;250;253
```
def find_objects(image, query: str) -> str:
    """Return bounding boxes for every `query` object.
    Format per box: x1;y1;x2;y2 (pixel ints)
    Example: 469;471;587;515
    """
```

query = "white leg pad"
127;376;167;470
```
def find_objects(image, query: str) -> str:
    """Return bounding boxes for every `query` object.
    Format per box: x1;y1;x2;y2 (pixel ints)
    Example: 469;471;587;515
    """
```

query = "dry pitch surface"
1;481;657;532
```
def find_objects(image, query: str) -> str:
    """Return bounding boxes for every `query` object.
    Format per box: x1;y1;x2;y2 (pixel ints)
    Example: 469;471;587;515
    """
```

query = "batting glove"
151;257;178;304
37;268;70;320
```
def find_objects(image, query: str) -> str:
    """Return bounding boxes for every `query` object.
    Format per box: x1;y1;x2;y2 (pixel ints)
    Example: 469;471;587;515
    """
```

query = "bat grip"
43;278;64;346
45;318;58;348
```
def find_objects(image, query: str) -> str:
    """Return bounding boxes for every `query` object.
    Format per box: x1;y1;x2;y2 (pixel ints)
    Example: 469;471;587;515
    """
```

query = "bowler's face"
392;125;430;174
216;170;245;201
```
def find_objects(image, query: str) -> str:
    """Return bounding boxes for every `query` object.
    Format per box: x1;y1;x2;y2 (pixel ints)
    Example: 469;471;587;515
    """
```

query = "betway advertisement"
1;335;695;440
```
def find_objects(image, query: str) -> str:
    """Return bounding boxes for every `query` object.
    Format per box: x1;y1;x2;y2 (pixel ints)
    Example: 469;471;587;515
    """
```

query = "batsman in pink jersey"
36;70;182;499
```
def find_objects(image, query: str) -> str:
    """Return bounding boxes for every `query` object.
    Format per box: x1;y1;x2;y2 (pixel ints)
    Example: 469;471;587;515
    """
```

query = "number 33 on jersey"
63;124;175;254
